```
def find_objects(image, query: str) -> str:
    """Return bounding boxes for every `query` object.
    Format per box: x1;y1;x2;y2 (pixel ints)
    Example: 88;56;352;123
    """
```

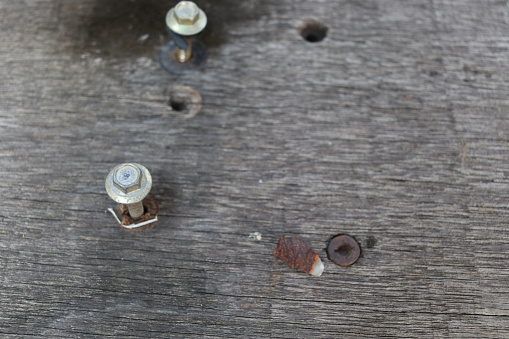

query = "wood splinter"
274;235;324;277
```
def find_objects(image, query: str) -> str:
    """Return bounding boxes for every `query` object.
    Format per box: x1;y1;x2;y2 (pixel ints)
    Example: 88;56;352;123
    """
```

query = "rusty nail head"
327;235;361;266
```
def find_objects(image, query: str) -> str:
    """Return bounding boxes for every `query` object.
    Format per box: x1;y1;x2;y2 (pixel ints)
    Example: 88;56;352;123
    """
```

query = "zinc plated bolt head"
166;1;207;36
175;1;199;25
105;163;152;205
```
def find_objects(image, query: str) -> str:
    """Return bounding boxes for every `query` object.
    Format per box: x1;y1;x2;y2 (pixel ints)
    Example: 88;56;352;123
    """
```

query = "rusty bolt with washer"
105;163;152;220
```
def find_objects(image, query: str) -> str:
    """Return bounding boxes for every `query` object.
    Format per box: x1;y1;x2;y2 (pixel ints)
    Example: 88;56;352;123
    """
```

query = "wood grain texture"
2;0;509;337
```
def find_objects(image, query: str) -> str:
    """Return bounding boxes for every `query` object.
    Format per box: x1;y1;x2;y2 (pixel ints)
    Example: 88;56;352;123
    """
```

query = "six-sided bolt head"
105;163;152;205
174;1;200;25
112;164;142;194
166;1;207;36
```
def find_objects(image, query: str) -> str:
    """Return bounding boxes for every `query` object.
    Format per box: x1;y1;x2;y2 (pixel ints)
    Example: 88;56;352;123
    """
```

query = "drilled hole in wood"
169;99;187;112
167;86;202;118
300;21;328;42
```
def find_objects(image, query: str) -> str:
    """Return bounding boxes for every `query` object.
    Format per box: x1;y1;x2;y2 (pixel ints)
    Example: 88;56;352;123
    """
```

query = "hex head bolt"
160;1;208;74
105;163;152;220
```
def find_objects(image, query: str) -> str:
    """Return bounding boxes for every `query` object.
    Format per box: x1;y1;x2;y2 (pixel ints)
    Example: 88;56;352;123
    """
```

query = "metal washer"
105;163;152;205
166;6;207;36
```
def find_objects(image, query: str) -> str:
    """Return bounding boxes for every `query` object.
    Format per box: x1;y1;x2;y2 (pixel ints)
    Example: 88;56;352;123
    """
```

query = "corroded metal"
126;201;144;220
327;235;361;266
274;235;324;277
118;194;159;233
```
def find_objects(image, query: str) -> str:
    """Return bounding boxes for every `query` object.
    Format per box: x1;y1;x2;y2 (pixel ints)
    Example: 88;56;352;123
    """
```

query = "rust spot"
274;235;324;276
118;194;159;233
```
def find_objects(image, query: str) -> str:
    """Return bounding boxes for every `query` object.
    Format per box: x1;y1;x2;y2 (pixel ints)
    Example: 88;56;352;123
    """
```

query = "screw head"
113;164;142;194
105;163;152;205
327;235;361;266
174;1;200;25
166;1;207;36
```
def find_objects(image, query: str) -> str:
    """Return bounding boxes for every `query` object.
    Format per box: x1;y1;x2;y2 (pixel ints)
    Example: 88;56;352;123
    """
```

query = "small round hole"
169;99;187;112
300;21;328;43
167;86;203;118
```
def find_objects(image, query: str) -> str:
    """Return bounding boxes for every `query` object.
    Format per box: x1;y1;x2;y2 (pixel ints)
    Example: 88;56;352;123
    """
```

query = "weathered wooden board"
2;0;509;337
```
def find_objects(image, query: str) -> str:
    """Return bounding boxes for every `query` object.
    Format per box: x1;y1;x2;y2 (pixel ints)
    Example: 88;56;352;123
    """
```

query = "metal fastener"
167;1;207;62
105;163;152;220
327;235;361;266
160;1;208;74
166;1;207;37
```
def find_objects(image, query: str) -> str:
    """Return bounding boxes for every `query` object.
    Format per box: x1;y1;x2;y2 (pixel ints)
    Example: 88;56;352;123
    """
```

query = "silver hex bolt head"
113;164;142;194
166;1;207;36
105;163;152;205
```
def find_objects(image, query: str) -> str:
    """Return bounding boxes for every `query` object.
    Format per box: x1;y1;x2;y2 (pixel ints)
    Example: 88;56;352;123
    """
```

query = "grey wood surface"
2;0;509;337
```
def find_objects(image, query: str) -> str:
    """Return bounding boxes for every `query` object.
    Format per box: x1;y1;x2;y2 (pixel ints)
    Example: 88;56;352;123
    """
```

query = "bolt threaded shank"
127;201;144;220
